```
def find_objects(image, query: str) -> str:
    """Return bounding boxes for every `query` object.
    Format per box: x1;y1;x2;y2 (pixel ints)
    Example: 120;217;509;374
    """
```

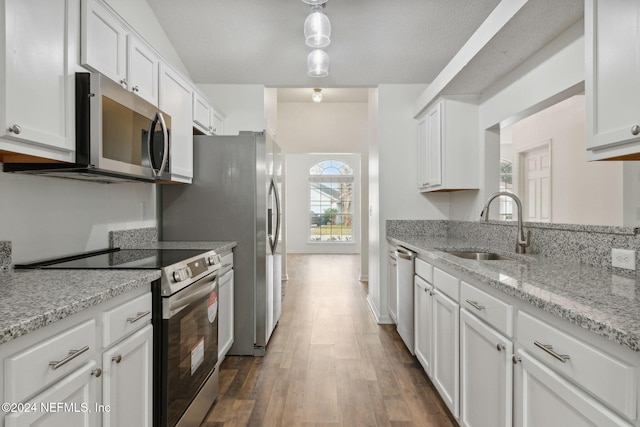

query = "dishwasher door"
396;247;415;354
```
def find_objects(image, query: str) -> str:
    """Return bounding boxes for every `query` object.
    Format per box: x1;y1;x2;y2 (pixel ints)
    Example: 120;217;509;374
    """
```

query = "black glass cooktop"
15;248;211;270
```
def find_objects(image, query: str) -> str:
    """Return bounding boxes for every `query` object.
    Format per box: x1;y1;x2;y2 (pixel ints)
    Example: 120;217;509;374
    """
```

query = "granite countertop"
388;234;640;352
0;269;161;346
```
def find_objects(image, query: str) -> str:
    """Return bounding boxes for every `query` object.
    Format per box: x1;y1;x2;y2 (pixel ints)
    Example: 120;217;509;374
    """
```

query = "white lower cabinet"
414;274;433;376
432;289;459;419
0;286;152;427
4;361;100;427
102;324;153;427
460;308;513;427
514;349;632;427
218;268;234;364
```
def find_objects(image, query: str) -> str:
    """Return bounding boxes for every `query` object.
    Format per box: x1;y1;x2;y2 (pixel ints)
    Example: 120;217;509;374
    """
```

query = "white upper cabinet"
417;97;479;192
82;0;159;106
159;63;193;183
193;90;225;136
586;0;640;160
0;0;78;162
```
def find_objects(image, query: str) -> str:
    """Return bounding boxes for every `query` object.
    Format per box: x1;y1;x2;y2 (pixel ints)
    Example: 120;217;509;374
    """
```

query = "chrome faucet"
480;192;531;254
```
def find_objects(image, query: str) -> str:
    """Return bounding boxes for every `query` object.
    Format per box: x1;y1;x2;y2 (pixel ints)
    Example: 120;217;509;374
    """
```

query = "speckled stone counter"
108;227;236;254
0;269;160;345
387;233;640;352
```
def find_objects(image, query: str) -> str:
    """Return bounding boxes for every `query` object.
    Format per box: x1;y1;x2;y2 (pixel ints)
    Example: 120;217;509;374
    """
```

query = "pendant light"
307;49;329;77
304;5;331;48
301;0;327;4
312;88;323;103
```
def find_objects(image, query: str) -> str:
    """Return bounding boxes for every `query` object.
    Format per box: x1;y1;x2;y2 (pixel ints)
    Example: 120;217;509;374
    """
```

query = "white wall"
104;0;191;77
510;95;624;226
196;84;265;135
0;173;156;263
286;154;361;254
450;19;586;221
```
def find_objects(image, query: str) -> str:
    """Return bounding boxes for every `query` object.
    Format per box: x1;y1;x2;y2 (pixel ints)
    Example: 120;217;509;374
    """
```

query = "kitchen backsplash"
109;228;158;249
0;241;11;272
387;219;640;272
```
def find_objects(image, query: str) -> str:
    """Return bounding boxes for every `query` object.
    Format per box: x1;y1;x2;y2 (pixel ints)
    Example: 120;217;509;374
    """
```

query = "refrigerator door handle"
268;177;281;254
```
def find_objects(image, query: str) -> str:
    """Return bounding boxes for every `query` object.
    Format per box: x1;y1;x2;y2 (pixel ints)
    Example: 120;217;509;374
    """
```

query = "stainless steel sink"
444;250;514;261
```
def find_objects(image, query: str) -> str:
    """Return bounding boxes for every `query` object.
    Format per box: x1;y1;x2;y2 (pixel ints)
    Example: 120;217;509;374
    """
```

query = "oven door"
158;272;218;427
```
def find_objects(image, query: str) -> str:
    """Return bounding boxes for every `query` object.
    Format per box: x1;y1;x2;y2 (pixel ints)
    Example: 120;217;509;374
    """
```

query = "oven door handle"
165;275;217;319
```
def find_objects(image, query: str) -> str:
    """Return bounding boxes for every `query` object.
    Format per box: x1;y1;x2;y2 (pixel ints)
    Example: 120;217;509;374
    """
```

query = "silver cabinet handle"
466;299;485;311
512;355;521;364
49;346;90;370
8;124;21;134
632;125;640;136
496;343;505;352
132;85;139;92
127;310;151;323
534;341;570;363
119;78;127;87
112;355;122;364
91;368;102;378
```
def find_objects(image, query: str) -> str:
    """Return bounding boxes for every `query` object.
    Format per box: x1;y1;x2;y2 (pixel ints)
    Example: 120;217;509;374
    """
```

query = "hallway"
203;254;455;426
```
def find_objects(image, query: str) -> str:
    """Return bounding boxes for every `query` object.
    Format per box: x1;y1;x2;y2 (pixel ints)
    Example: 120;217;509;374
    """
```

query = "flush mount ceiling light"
312;88;323;103
301;0;328;5
304;5;331;48
307;49;329;77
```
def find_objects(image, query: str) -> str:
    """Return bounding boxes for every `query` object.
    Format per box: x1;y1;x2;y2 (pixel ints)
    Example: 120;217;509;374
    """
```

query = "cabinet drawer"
103;292;152;347
460;281;512;337
220;252;233;275
5;319;96;403
518;311;636;419
415;258;433;283
433;267;459;301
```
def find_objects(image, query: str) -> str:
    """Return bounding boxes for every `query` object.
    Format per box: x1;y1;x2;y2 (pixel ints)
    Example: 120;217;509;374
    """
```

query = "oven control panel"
161;250;221;296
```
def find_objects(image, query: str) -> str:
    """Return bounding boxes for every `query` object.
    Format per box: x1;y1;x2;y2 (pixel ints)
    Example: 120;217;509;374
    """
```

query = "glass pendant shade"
304;7;331;48
312;88;323;102
307;49;329;77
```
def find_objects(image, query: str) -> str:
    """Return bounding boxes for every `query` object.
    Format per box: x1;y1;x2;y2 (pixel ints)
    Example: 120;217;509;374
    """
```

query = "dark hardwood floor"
202;254;456;427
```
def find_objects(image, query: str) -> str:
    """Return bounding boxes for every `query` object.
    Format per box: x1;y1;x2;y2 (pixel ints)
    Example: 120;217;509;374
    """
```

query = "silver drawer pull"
127;310;151;323
112;355;122;364
91;368;102;378
49;346;90;370
465;299;485;311
496;343;506;352
534;341;570;363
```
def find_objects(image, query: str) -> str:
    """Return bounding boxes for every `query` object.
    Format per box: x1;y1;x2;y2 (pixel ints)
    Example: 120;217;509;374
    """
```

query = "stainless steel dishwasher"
395;247;416;354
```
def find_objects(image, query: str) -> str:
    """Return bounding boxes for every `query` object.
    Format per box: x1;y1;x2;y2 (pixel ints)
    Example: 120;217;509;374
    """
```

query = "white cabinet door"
82;0;159;106
417;98;478;192
514;349;632;427
460;309;513;427
4;362;100;427
81;0;127;86
102;325;153;427
159;63;193;183
193;91;225;136
218;269;234;363
212;109;225;135
432;289;460;419
0;0;76;161
414;274;433;376
586;0;640;159
128;36;159;106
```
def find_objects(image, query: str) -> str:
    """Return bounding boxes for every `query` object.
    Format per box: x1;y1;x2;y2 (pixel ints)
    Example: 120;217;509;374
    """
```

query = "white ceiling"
146;0;584;101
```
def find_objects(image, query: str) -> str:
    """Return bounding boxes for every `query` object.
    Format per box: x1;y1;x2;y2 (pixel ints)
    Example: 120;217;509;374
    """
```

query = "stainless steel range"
16;247;222;427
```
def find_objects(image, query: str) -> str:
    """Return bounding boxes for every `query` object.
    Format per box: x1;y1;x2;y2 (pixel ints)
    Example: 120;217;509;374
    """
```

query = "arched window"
309;160;354;242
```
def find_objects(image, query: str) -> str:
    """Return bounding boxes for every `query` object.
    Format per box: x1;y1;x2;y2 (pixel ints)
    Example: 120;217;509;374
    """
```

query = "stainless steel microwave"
3;72;171;183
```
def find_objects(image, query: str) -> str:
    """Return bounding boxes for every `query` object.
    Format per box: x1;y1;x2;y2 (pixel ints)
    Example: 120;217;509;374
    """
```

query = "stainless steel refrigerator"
161;131;283;356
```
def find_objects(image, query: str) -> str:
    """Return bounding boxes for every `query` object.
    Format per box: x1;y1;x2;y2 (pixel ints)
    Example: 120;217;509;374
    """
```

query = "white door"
387;250;397;323
102;325;153;427
460;309;513;427
414;275;433;376
426;102;443;189
514;349;632;427
432;289;460;419
128;36;159;106
520;143;551;222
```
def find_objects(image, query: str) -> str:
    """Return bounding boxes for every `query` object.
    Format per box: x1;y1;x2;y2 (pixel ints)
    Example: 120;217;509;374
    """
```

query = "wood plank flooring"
202;254;456;427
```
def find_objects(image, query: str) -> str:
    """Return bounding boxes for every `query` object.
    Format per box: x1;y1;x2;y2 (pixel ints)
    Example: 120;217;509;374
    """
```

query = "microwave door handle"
156;112;169;176
147;115;158;176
